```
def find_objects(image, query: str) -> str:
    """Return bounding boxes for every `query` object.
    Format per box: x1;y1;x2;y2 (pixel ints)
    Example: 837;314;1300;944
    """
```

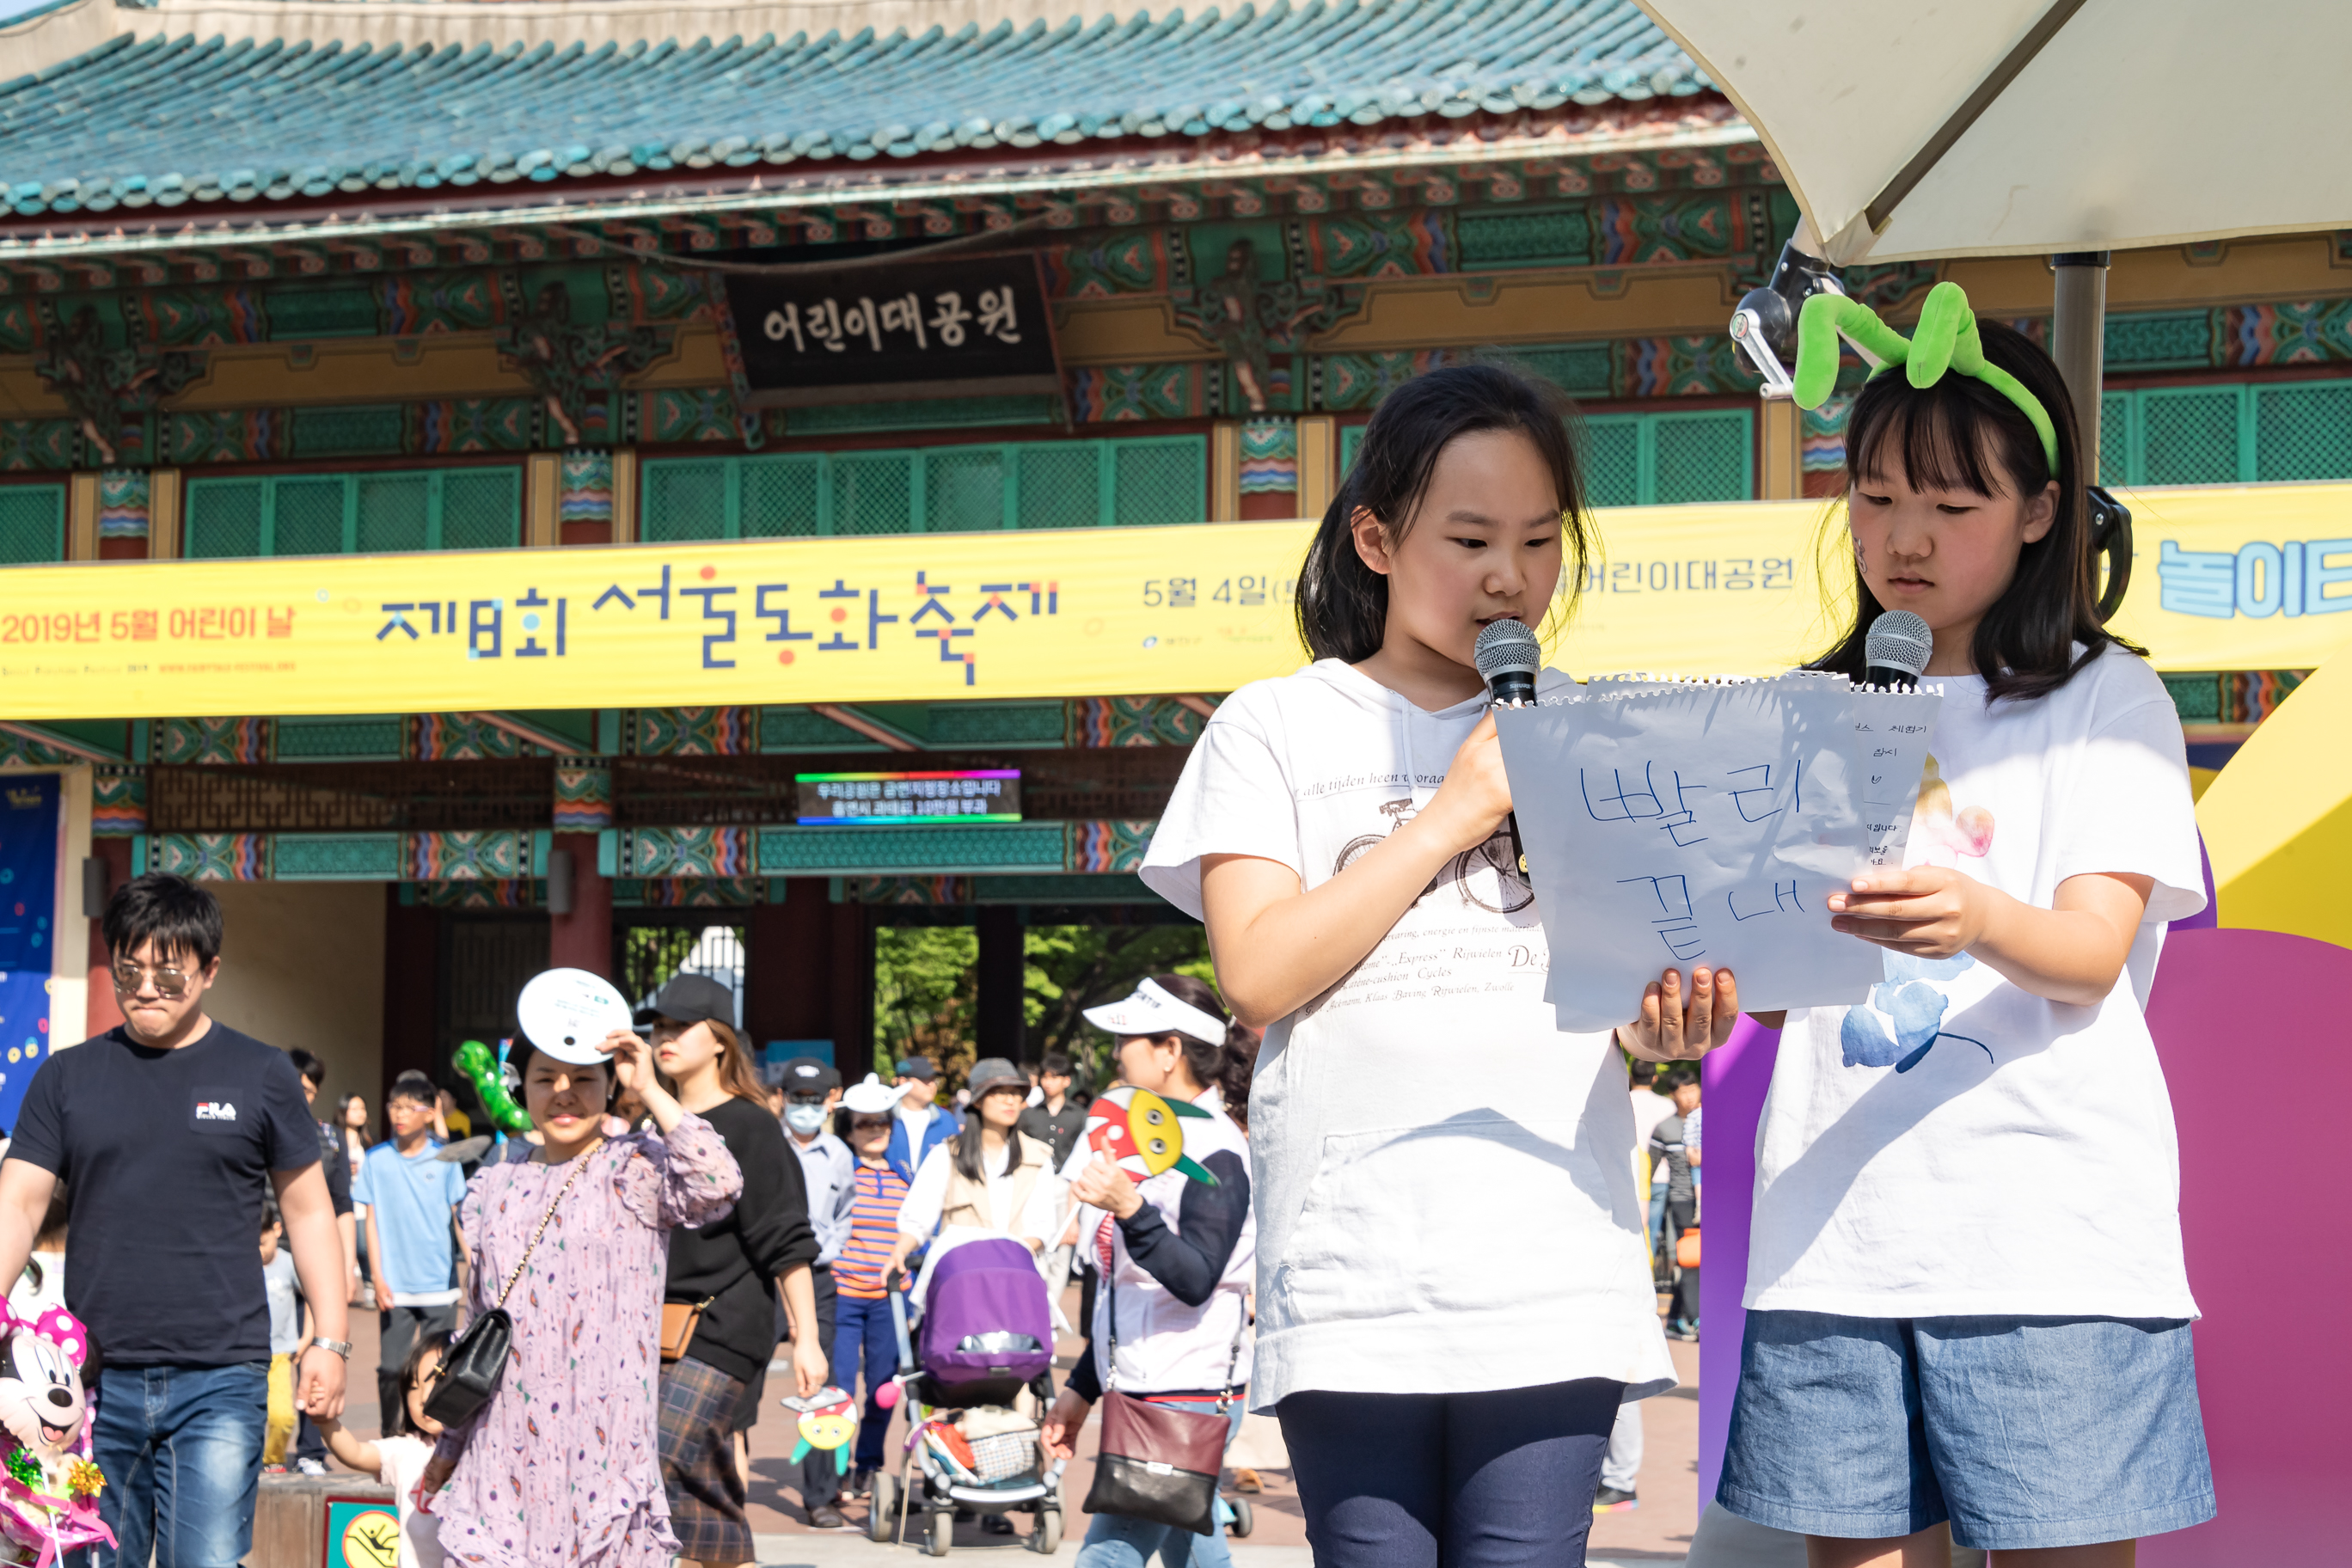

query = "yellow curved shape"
1126;1089;1183;1178
2196;652;2352;947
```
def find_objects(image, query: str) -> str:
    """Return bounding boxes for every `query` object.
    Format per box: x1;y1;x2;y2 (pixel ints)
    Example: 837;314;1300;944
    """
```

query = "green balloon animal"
453;1038;534;1135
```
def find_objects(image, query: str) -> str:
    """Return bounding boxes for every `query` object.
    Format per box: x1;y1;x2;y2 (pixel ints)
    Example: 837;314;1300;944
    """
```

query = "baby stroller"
869;1237;1066;1557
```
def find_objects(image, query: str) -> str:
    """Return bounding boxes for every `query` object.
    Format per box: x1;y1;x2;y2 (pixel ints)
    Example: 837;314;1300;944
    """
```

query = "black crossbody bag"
424;1138;601;1428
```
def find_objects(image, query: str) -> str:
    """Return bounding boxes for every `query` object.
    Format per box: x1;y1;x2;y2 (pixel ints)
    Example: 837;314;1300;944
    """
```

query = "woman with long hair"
646;976;825;1568
420;1024;741;1566
889;1057;1061;1271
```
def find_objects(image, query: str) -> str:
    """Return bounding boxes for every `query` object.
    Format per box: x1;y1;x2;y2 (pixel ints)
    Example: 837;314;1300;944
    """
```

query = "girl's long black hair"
1297;362;1595;664
952;1083;1026;1183
1810;315;2142;702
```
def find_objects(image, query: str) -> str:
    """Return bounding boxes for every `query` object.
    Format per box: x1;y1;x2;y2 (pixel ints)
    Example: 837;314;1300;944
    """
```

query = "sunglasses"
848;1117;893;1132
111;960;197;999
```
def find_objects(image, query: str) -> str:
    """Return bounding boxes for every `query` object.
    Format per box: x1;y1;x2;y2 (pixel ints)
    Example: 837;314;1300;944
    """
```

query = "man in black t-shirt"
0;873;349;1568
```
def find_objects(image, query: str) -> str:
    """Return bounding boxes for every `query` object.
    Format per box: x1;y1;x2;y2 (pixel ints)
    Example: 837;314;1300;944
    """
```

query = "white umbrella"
1636;0;2352;266
1646;0;2352;480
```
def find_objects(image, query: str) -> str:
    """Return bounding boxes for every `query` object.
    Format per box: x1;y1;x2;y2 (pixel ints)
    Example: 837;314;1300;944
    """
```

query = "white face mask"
783;1102;829;1135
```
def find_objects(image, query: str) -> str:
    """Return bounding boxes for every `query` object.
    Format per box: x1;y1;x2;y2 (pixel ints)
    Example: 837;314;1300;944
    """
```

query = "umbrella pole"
2050;252;2111;481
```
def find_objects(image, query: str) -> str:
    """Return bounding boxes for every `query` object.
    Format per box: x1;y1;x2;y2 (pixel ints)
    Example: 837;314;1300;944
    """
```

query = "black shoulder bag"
424;1138;602;1428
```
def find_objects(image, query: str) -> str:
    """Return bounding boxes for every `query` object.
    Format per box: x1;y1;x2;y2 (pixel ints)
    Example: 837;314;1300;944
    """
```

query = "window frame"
183;467;522;559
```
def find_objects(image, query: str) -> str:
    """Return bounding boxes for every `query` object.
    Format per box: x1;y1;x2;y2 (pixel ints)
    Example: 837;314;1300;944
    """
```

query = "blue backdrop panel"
0;775;59;1134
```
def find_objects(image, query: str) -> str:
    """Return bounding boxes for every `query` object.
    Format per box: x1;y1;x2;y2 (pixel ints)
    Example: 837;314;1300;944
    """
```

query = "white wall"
204;882;386;1110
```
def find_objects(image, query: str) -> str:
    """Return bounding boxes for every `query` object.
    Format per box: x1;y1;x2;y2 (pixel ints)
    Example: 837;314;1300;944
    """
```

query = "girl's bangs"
1848;380;2013;499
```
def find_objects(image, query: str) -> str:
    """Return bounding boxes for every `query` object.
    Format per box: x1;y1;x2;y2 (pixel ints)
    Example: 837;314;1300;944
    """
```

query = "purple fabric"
1697;1014;1780;1510
919;1237;1053;1385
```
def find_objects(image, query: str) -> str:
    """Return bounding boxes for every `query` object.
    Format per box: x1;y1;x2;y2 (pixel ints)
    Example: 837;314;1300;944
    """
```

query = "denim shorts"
1718;1311;2214;1551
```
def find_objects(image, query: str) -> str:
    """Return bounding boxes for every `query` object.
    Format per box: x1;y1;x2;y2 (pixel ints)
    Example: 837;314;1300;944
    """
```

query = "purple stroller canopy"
920;1237;1054;1386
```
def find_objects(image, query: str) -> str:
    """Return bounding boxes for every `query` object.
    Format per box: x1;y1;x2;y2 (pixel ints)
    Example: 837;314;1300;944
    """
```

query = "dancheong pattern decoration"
630;707;756;757
553;764;615;832
407;830;528;881
91;769;146;836
1067;697;1207;748
620;826;754;879
1067;819;1156;874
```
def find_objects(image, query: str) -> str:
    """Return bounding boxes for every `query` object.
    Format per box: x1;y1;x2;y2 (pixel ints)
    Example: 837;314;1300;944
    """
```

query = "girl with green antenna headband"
1719;284;2215;1568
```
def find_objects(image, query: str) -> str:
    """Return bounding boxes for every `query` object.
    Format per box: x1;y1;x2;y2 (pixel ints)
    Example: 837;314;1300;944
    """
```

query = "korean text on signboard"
796;769;1022;826
721;254;1058;403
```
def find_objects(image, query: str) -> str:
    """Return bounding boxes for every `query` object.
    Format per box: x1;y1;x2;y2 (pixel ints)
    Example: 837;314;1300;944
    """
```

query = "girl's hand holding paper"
1616;964;1740;1063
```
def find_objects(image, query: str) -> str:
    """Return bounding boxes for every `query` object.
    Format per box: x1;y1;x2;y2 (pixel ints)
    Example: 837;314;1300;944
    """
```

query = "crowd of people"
0;309;2216;1568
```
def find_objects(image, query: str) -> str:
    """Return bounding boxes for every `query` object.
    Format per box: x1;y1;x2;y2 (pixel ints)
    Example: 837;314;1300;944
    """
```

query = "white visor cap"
1082;977;1228;1049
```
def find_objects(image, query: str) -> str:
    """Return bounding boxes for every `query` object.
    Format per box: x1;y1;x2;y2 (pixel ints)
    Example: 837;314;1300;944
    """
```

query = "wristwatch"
309;1337;353;1359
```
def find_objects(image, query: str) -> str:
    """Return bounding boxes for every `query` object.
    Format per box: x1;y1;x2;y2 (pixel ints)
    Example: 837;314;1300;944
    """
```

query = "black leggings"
1278;1378;1622;1567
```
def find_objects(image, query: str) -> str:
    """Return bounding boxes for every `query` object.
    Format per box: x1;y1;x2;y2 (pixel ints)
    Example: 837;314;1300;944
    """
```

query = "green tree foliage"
873;919;1216;1093
873;926;978;1088
1024;923;1213;1087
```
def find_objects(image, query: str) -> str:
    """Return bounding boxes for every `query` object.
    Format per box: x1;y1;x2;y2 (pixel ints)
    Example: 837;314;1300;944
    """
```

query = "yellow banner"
0;484;2344;719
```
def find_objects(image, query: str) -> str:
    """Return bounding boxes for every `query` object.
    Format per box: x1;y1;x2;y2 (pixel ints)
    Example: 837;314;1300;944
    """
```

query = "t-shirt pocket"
1270;1112;1627;1326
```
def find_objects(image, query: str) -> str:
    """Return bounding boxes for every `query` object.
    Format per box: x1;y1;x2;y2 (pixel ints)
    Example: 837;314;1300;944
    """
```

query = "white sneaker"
296;1458;329;1477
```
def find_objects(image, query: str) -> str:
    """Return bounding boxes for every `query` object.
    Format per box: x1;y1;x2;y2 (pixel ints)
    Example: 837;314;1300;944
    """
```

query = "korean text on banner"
1494;677;1940;1032
0;484;2345;720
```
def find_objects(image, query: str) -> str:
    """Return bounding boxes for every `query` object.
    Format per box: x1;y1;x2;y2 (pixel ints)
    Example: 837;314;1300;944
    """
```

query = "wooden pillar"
524;453;561;548
610;450;640;544
833;900;874;1081
83;837;133;1037
148;468;181;560
1295;414;1337;521
753;881;875;1078
382;891;439;1106
547;831;612;977
1758;400;1804;500
64;473;98;561
975;904;1024;1063
1209;421;1241;522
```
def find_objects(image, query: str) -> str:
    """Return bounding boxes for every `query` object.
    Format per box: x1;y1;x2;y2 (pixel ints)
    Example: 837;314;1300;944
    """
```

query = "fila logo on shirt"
194;1099;237;1121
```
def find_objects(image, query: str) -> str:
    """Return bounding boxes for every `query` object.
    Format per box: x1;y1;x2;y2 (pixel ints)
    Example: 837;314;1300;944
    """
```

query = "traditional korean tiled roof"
0;0;1711;217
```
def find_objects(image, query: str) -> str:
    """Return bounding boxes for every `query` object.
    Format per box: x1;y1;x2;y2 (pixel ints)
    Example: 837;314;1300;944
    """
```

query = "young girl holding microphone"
1140;364;1739;1565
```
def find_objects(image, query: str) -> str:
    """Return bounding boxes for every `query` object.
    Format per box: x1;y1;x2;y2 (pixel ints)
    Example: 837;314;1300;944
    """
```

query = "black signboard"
721;254;1060;407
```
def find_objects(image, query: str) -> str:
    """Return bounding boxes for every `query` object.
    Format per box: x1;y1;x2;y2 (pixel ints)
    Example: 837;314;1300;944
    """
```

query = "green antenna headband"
1792;281;2061;476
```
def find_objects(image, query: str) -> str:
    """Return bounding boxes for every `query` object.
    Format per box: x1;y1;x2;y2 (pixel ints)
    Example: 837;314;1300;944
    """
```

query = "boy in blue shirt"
354;1071;467;1423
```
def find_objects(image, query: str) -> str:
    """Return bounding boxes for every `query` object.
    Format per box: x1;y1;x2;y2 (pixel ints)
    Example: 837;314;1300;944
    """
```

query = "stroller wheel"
924;1505;954;1558
1028;1507;1063;1554
1227;1494;1255;1538
867;1473;898;1545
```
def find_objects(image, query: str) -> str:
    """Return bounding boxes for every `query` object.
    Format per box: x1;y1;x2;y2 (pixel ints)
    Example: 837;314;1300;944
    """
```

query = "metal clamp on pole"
1730;241;1847;398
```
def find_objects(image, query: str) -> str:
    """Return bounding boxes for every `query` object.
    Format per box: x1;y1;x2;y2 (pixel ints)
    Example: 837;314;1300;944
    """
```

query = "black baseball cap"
780;1057;841;1097
894;1057;939;1081
634;973;737;1029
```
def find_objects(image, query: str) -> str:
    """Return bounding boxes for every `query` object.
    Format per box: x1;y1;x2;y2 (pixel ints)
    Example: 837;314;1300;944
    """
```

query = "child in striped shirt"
830;1076;914;1498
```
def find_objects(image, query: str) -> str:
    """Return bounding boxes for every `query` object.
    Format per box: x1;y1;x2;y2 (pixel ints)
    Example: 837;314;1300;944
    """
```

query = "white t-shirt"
261;1249;301;1357
897;1139;1063;1245
374;1433;445;1568
1142;658;1675;1409
1748;646;2206;1319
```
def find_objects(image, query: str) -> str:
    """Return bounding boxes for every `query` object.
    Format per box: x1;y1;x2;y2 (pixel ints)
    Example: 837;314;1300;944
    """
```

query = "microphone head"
1473;618;1541;683
1864;610;1933;679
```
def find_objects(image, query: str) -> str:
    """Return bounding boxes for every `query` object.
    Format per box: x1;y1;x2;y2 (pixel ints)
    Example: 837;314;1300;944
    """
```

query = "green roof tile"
0;0;1709;217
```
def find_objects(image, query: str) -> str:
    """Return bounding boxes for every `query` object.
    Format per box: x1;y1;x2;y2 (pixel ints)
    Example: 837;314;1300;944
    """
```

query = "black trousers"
1281;1378;1622;1566
1664;1197;1700;1326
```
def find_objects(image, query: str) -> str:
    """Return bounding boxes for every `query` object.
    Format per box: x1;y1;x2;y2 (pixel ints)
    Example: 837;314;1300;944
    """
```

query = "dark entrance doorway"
436;914;544;1079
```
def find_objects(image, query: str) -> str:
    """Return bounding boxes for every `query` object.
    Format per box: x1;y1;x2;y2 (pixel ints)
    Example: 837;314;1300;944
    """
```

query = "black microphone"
1473;618;1540;707
1865;610;1932;689
1473;619;1542;883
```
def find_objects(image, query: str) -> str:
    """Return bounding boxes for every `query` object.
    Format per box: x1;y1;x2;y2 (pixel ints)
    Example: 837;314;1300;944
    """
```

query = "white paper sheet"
1493;676;1942;1032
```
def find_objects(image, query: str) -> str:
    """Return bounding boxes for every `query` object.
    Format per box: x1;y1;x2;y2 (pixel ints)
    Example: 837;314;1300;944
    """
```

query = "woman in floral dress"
421;1027;742;1566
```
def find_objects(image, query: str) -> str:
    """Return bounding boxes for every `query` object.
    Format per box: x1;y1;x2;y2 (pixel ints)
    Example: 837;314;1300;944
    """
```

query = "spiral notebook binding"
1545;671;1941;705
